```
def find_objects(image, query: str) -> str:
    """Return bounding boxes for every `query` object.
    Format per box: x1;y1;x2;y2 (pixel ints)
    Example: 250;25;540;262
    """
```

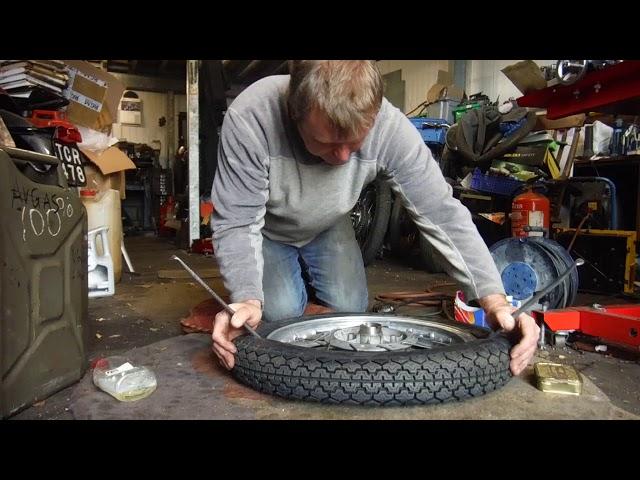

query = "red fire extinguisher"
511;186;550;238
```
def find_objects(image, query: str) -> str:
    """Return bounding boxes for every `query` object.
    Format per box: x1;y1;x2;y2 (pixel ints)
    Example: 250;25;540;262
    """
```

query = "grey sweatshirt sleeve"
379;111;506;303
210;109;269;304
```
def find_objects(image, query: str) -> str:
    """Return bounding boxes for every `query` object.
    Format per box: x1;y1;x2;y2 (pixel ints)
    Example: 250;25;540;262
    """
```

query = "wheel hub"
330;323;411;351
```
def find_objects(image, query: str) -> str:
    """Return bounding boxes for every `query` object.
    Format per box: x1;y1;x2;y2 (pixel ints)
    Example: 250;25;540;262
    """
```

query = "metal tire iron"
511;258;585;319
499;258;585;338
171;255;261;338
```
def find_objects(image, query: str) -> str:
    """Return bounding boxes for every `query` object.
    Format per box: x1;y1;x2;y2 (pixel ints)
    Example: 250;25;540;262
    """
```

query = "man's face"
297;108;371;166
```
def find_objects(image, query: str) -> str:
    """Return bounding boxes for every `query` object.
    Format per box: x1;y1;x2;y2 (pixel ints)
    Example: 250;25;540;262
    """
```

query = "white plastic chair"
87;226;115;298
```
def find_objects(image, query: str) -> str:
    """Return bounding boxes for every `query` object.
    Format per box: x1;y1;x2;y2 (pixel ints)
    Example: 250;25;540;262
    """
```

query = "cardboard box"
491;159;540;181
501;145;549;167
498;143;561;179
427;70;464;103
501;60;547;95
535;113;586;131
82;162;126;200
0;116;16;147
62;61;125;131
79;146;136;199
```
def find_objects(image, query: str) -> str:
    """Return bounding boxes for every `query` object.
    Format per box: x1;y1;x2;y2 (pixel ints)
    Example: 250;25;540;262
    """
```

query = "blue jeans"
262;215;369;322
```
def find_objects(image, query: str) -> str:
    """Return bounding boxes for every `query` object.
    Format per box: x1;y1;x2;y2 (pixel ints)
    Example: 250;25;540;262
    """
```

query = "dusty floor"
11;234;640;420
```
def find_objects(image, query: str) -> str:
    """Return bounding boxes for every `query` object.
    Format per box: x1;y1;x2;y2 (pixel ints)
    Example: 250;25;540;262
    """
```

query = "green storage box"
453;102;483;123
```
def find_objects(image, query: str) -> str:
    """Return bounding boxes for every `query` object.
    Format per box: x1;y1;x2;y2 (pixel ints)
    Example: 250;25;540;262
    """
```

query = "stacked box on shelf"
470;168;523;196
409;117;449;146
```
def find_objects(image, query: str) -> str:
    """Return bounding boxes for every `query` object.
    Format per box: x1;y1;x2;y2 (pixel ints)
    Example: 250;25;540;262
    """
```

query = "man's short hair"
287;60;384;138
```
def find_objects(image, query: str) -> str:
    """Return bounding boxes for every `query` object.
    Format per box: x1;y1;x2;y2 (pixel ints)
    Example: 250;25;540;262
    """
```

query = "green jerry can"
1;146;88;418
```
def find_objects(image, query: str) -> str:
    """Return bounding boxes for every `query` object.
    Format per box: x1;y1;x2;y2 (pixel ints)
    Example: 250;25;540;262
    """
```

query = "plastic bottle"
92;356;157;402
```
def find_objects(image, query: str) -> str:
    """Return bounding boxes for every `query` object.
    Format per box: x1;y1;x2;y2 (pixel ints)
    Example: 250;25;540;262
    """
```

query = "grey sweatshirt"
211;75;505;305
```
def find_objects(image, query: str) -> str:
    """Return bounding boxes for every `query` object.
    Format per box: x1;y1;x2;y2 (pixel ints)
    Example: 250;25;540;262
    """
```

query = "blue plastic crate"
470;168;524;196
409;117;449;145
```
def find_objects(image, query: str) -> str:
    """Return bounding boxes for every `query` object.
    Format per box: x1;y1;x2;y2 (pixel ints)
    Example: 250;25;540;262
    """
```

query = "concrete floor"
11;235;640;420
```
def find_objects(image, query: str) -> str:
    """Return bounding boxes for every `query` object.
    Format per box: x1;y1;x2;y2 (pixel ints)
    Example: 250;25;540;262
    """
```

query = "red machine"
517;61;640;119
511;187;550;238
536;304;640;350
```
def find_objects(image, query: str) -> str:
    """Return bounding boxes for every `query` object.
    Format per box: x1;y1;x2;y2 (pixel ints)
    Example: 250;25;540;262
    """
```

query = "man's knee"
322;285;369;313
261;237;307;322
262;289;307;322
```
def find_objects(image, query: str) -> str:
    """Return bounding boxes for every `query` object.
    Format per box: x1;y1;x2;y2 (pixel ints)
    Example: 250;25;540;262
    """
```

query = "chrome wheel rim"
267;315;477;352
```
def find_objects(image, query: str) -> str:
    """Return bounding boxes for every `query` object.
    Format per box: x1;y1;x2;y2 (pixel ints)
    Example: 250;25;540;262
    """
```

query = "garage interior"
2;59;639;420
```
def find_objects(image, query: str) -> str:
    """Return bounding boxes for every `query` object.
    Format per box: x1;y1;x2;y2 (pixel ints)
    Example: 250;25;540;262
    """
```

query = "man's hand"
211;299;262;370
479;294;540;376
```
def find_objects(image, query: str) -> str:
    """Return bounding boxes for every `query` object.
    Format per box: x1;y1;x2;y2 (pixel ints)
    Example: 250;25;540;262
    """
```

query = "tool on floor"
171;255;261;338
121;238;139;276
